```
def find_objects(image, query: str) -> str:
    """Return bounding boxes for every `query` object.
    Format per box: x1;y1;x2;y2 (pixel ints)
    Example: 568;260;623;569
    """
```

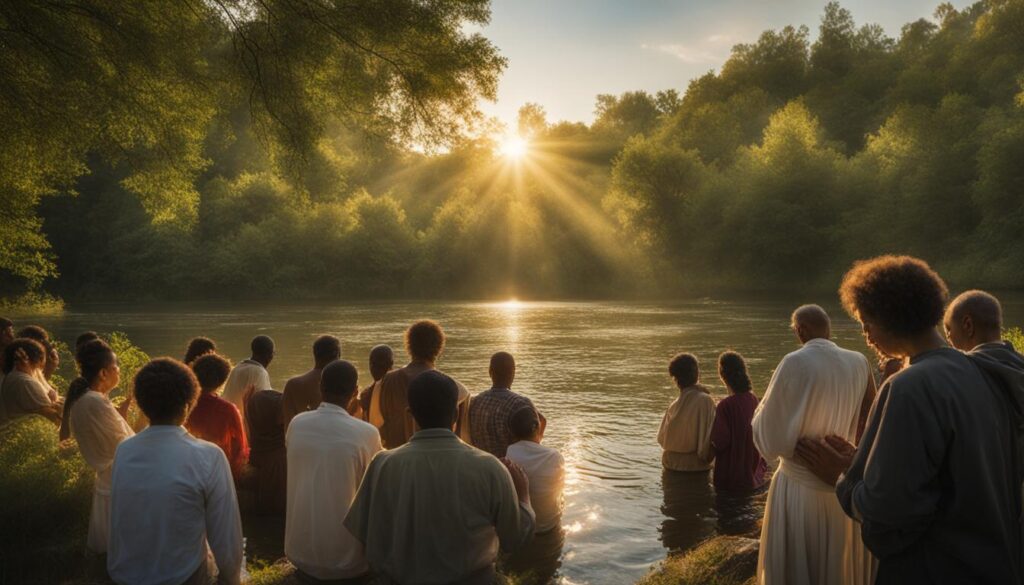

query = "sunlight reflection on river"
34;297;1024;584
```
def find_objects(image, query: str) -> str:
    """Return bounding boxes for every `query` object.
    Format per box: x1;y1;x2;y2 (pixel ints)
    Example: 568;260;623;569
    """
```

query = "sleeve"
846;382;948;558
752;356;807;461
257;367;272;391
710;400;731;454
204;450;243;585
75;398;133;474
696;396;716;465
17;376;53;411
656;404;671;449
344;454;382;545
227;404;249;477
491;462;536;553
456;390;473;444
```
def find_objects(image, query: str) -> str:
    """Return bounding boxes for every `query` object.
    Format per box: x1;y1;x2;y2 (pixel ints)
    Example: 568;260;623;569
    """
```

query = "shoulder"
347;414;380;437
289;409;318;428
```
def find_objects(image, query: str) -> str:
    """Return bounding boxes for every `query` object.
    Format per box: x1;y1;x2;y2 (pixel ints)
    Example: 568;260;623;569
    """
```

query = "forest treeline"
4;0;1024;302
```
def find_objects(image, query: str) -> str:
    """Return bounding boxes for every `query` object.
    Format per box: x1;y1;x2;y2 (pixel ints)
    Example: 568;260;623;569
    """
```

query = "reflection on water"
31;297;1024;585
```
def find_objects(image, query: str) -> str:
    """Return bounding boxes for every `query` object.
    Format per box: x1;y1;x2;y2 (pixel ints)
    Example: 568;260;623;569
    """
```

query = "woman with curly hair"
797;255;1024;585
709;351;766;494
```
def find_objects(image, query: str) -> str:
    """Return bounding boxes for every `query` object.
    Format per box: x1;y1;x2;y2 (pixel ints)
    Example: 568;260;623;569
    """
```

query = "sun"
498;134;529;159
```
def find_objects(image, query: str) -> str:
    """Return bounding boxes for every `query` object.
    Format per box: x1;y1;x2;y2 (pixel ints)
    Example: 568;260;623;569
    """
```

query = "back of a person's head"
251;335;275;357
2;338;45;374
408;370;459;429
405;320;445;361
840;255;948;336
509;406;540;441
320;360;359;399
191;353;232;394
134;358;199;424
183;336;217;365
668;352;699;388
313;335;342;365
75;331;100;350
718;351;752;393
0;317;12;330
65;340;117;418
16;325;49;343
947;290;1002;334
489;351;515;386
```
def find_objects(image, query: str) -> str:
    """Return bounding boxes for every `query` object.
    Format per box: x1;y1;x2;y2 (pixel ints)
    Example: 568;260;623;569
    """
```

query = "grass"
635;536;758;585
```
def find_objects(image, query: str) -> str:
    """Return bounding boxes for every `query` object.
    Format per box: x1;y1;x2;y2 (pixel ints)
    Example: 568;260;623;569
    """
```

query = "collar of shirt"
410;428;458;442
803;338;837;348
972;340;1015;352
488;387;512;392
317;402;350;416
139;425;189;438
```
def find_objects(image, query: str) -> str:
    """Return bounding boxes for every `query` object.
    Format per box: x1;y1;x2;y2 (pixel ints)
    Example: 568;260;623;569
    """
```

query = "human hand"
794;437;854;487
824;435;856;457
501;457;531;505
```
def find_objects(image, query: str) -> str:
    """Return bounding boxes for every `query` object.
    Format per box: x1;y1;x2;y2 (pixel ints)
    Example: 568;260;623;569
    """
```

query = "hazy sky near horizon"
476;0;974;128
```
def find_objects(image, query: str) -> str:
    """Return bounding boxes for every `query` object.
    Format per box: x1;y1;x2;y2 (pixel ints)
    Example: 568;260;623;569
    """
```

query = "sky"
475;0;975;127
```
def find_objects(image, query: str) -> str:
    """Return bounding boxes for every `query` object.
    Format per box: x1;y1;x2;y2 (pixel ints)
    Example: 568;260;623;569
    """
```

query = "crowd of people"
657;256;1024;585
1;253;1023;585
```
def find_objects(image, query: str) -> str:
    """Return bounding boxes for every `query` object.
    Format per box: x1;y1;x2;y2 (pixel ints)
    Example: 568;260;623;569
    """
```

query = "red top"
710;391;767;493
186;392;249;479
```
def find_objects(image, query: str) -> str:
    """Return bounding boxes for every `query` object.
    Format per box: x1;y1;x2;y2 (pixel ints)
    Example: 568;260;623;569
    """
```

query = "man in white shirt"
345;370;535;585
108;358;243;585
222;335;274;417
506;406;564;533
286;359;382;582
751;305;876;585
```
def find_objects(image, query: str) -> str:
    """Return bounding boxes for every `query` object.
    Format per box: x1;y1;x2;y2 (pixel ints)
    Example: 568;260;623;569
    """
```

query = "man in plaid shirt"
469;352;539;457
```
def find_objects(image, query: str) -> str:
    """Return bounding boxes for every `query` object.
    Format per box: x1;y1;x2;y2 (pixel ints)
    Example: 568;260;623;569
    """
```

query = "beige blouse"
70;390;135;492
657;384;716;471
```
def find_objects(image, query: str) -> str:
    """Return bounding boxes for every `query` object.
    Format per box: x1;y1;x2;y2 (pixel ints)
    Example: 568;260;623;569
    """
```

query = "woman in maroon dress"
710;351;767;493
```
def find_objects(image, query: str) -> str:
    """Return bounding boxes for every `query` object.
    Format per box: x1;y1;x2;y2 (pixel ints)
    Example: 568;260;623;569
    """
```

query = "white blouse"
70;390;135;492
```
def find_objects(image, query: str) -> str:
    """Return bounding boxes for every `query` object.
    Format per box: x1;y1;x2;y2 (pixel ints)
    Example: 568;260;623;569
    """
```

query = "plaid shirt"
468;387;535;457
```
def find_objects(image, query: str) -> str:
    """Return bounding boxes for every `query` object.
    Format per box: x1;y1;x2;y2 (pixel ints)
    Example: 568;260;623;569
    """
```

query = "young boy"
505;406;564;533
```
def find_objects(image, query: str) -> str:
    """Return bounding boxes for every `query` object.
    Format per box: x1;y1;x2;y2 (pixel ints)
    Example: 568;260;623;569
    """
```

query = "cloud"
641;42;726;64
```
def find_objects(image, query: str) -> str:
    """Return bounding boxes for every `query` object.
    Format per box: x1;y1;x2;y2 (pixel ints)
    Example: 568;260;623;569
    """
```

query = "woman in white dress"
65;339;134;553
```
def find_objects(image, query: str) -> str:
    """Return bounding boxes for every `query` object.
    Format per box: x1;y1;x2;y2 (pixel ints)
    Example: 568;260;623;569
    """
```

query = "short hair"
369;344;394;366
791;304;831;332
313;335;342;364
2;338;45;374
405;320;445;361
183;337;217;364
134;358;199;423
320;360;359;398
190;353;232;393
839;255;948;336
718;351;752;393
0;317;13;329
668;353;699;387
509;406;541;441
75;331;100;350
16;325;49;343
407;370;459;429
947;290;1002;333
251;335;275;356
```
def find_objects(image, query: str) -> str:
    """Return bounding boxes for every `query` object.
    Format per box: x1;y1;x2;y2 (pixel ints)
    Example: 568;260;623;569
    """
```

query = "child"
505;407;564;533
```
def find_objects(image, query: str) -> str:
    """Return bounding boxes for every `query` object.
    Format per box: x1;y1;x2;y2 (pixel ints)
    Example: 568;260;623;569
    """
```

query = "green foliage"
1006;327;1024;352
636;536;757;585
0;416;94;581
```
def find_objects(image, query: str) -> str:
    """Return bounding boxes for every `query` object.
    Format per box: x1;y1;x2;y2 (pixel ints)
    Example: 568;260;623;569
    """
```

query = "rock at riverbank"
636;536;758;585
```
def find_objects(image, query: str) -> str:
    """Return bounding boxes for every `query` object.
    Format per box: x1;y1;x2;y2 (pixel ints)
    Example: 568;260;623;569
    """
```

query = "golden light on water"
498;298;523;310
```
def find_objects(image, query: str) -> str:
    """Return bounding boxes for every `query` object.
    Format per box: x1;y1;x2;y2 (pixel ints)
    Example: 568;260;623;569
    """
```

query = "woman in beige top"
65;339;134;553
657;352;716;471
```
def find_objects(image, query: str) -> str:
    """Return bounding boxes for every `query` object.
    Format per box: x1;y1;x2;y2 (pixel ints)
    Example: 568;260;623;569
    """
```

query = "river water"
31;297;1024;584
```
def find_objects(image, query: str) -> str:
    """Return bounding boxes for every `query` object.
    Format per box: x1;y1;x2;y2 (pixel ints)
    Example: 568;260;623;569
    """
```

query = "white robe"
69;390;134;553
751;338;876;585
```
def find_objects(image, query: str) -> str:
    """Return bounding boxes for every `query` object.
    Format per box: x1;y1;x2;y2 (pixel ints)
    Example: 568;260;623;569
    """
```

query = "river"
31;297;1024;584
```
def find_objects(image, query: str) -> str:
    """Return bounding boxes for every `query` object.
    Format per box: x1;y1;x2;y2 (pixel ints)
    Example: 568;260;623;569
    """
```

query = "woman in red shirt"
710;351;767;494
186;353;249;479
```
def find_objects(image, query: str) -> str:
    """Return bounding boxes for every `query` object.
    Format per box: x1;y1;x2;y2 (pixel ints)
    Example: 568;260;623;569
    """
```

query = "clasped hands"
793;435;857;487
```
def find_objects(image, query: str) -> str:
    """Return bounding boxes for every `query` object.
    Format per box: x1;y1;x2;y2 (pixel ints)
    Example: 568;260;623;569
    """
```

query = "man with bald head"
358;344;395;428
751;304;878;585
469;351;538;458
944;290;1007;352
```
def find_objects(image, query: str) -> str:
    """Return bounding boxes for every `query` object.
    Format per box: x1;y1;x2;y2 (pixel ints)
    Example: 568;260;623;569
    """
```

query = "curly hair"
2;338;45;374
839;255;948;336
718;351;752;393
183;337;217;365
405;320;446;361
134;358;199;423
190;353;232;393
668;352;699;388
